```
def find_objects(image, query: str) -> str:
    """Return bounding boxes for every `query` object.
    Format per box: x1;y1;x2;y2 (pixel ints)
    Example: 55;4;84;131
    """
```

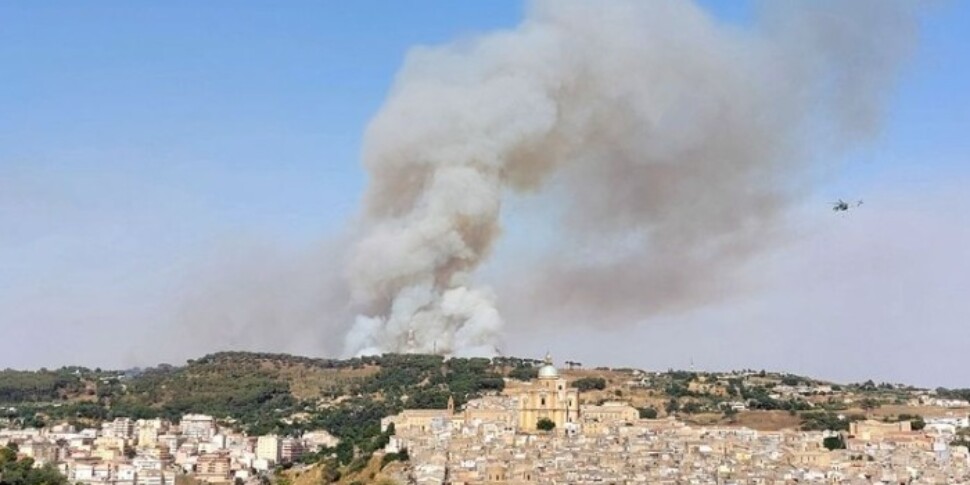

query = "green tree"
781;376;801;386
823;436;846;450
380;448;409;469
637;407;658;419
571;377;606;392
0;444;68;485
0;445;16;464
910;416;926;431
800;411;855;432
860;398;880;411
536;418;556;431
508;366;538;381
665;382;688;398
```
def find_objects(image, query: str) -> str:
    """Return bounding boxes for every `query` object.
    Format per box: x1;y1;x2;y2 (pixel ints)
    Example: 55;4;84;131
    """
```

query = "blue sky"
1;2;524;321
1;1;968;384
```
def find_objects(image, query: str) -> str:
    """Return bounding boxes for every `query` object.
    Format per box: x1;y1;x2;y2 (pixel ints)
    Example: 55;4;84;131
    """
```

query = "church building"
504;352;579;432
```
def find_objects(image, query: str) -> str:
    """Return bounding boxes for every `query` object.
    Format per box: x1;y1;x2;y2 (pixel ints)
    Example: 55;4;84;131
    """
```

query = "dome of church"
537;352;559;379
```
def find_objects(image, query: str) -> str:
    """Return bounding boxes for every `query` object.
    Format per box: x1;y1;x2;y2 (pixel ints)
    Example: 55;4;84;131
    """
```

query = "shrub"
537;418;556;431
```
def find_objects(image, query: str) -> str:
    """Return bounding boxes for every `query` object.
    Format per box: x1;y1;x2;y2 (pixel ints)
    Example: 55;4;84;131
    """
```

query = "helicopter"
832;199;863;212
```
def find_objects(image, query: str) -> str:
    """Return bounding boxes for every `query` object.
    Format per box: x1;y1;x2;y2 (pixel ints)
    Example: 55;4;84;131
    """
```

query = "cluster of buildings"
770;384;836;398
4;354;969;484
912;396;970;409
0;414;338;485
383;355;970;484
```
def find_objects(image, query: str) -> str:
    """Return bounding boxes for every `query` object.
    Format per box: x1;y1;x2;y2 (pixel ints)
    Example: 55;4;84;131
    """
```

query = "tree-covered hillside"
4;351;964;476
1;353;535;413
0;352;534;471
0;369;87;403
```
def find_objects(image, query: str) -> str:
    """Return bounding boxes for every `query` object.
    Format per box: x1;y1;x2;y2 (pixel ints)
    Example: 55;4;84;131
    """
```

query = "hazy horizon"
2;1;969;388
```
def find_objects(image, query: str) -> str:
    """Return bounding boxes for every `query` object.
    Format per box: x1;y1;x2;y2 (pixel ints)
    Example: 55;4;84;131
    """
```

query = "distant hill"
1;352;530;482
4;352;963;424
0;352;531;432
4;353;969;437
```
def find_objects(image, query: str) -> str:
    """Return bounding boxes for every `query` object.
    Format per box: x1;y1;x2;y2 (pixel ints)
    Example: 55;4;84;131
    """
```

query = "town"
385;355;970;484
1;353;969;484
5;0;969;483
1;413;337;484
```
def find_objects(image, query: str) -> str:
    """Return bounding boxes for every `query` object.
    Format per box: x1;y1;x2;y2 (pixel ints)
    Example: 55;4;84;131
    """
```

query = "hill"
3;351;969;482
4;352;968;430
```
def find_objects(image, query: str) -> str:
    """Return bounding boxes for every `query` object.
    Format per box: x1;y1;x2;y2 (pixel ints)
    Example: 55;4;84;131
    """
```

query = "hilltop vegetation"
0;352;529;479
0;369;87;403
3;354;967;431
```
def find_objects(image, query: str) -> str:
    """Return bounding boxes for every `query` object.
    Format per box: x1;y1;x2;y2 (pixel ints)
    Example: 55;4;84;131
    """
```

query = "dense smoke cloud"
344;0;918;356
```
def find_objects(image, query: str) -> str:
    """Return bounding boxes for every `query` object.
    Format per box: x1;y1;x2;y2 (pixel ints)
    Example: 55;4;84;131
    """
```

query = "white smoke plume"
344;0;918;356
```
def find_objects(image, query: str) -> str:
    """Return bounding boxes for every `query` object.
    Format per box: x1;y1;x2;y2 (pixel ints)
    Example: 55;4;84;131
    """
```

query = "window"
541;397;546;406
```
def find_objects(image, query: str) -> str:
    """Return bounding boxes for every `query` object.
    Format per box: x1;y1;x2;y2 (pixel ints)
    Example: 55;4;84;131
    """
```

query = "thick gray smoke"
344;0;917;356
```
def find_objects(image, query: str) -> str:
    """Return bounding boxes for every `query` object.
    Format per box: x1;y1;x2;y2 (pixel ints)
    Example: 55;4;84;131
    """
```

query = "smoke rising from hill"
344;0;918;356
